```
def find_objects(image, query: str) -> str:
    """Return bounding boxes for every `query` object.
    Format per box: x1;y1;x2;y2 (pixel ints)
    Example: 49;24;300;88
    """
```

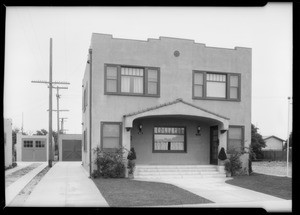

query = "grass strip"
225;173;292;200
93;178;213;207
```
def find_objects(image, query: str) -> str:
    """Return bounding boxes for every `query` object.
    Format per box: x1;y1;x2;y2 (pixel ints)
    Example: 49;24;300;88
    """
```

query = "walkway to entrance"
134;177;291;212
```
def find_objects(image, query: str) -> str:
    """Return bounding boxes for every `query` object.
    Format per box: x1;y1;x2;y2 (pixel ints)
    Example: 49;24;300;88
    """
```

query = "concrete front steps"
134;165;226;179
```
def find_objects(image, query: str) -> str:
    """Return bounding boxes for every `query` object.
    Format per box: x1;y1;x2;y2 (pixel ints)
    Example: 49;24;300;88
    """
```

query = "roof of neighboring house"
263;135;285;142
123;98;230;120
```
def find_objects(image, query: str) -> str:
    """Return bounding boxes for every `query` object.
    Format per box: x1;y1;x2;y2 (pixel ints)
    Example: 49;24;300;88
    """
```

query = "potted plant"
217;147;227;173
127;147;136;179
224;159;232;177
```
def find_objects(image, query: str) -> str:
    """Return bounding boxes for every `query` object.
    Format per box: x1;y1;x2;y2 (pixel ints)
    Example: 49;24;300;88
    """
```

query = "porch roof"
123;98;230;129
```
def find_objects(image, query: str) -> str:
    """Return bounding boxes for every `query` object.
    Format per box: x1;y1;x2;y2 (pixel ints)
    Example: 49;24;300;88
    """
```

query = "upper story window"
105;64;160;97
193;71;241;101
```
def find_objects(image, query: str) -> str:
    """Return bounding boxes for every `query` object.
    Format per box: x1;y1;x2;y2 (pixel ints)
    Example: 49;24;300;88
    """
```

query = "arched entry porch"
122;99;229;166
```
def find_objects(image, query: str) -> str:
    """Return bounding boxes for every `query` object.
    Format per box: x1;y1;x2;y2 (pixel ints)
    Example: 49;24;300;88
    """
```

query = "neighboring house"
82;33;252;176
4;118;13;167
262;136;285;151
58;134;82;161
16;134;52;162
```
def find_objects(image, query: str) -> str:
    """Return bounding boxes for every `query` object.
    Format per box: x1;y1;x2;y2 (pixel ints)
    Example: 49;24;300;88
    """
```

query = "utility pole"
60;117;68;134
286;97;292;177
31;38;70;168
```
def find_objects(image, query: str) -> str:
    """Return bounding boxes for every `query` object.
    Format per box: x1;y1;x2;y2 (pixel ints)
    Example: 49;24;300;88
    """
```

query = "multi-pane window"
24;141;33;148
105;64;160;96
193;71;240;101
101;122;122;150
147;69;158;95
227;126;244;153
229;75;239;99
206;73;227;98
121;67;144;94
106;66;118;93
35;141;45;148
153;127;186;152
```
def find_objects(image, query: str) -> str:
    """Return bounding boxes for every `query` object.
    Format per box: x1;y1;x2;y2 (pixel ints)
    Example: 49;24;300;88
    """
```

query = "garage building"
59;134;82;161
16;134;52;162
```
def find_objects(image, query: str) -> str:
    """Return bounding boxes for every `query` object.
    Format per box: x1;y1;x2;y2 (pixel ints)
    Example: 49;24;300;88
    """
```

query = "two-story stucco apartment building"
82;33;251;178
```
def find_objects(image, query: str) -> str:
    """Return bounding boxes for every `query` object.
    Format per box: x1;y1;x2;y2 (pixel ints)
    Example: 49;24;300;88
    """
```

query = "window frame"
227;125;245;153
104;64;160;97
23;140;33;148
152;126;187;153
192;70;241;101
100;121;123;151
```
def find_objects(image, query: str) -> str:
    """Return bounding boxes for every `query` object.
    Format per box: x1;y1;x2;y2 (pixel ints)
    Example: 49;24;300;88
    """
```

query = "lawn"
225;173;292;200
92;178;213;207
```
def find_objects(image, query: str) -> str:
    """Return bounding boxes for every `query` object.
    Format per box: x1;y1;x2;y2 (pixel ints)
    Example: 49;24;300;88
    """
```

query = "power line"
31;38;70;168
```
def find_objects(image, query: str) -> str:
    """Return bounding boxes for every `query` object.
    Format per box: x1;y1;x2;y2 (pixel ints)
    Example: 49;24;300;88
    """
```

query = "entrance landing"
134;165;226;179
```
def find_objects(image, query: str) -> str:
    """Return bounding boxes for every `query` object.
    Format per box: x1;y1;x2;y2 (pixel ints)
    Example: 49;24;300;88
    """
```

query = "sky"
4;4;292;139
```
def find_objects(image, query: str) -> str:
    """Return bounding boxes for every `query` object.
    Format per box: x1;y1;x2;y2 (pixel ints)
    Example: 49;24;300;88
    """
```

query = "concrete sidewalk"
24;162;109;207
134;177;292;212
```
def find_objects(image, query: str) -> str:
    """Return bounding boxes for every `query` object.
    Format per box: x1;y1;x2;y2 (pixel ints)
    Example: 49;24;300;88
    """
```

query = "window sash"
227;126;244;153
105;64;159;96
101;122;121;150
153;127;186;152
193;71;240;100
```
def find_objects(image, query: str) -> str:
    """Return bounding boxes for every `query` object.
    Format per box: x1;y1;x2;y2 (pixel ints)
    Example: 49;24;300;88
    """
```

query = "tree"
250;124;266;160
35;129;48;136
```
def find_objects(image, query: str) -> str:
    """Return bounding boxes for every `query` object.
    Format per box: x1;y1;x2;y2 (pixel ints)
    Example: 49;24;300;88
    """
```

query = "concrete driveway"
6;162;108;207
24;162;108;207
134;177;292;212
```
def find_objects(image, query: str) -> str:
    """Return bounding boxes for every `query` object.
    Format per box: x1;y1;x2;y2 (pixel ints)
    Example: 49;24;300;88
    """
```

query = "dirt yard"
252;161;292;177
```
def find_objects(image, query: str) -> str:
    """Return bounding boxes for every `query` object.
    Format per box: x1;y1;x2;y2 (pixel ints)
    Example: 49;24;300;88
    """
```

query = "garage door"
22;140;47;161
62;140;82;161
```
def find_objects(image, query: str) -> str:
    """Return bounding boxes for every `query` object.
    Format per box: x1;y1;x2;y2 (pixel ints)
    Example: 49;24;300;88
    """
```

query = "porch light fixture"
138;124;143;134
126;127;131;132
196;126;201;136
220;129;227;134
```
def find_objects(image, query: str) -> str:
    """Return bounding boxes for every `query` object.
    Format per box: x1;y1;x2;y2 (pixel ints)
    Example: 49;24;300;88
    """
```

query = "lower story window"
153;127;186;152
101;122;122;150
227;126;244;153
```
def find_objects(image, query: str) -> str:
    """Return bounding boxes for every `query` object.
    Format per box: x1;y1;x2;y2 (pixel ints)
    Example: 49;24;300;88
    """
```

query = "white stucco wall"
82;34;252;173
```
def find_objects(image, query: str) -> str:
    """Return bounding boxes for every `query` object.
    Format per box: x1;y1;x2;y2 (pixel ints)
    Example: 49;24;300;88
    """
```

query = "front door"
210;126;219;165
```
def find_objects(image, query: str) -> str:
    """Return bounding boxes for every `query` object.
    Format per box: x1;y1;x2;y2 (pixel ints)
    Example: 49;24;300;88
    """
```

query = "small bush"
127;160;136;175
226;152;242;176
93;146;126;178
